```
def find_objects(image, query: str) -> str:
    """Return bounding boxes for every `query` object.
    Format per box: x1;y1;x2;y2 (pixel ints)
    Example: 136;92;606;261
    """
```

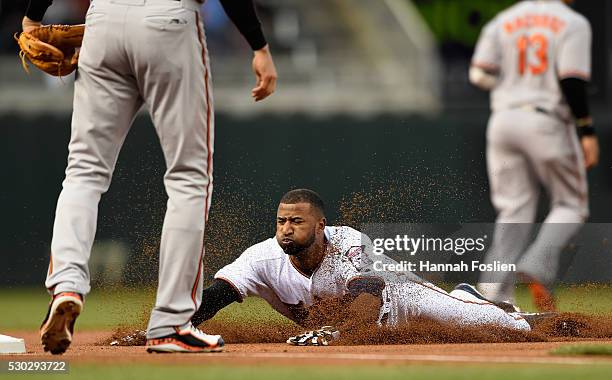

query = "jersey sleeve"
26;0;53;22
340;231;385;290
471;18;501;71
218;0;267;51
214;247;268;300
557;17;592;81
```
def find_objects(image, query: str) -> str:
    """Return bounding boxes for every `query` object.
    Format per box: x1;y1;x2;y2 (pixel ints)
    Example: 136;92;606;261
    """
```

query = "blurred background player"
470;0;599;311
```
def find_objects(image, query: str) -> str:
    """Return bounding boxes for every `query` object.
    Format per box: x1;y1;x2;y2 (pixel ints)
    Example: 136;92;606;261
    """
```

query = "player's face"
276;202;325;256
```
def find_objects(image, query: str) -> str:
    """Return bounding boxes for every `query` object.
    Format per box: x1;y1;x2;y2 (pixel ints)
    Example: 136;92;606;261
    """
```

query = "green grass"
514;284;612;314
551;344;612;356
0;287;289;331
1;286;612;380
1;284;611;331
0;287;155;330
2;364;612;380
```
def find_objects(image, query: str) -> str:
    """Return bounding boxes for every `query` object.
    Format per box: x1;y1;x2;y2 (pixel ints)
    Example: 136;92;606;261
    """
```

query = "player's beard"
280;229;316;256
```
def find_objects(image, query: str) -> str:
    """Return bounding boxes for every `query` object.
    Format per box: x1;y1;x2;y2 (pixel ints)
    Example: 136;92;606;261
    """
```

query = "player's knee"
163;172;210;199
494;196;538;223
577;204;590;221
549;202;589;223
64;165;113;193
496;209;536;224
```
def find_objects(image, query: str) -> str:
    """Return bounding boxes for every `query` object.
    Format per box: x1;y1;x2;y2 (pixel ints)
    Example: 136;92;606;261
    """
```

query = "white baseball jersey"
215;226;368;323
216;226;529;330
472;0;591;121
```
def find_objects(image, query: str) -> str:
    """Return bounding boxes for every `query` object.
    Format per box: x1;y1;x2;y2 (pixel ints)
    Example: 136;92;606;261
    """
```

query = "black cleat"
454;283;521;313
146;325;224;353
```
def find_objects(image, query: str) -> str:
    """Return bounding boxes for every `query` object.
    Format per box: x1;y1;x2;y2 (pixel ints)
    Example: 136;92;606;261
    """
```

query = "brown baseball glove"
15;24;85;77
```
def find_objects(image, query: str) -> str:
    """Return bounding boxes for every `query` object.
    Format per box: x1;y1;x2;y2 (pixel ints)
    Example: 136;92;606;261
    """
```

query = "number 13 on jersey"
516;33;549;75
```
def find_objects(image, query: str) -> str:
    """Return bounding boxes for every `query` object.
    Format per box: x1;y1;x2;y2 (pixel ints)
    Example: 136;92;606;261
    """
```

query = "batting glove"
286;326;340;346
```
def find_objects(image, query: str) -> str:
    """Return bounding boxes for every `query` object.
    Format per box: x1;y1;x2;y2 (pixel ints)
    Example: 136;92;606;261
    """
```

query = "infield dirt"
5;290;612;366
4;330;612;366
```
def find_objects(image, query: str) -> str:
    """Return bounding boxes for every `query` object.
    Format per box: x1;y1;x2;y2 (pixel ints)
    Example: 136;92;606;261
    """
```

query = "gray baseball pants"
478;108;588;302
44;0;214;338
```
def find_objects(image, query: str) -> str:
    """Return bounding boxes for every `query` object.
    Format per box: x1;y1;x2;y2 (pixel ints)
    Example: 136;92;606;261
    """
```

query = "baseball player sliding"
470;0;599;311
27;0;277;354
146;189;543;348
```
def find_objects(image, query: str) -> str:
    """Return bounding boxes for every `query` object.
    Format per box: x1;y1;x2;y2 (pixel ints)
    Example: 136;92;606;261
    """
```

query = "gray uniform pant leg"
122;1;214;338
479;110;588;300
479;117;539;301
45;0;213;339
516;117;588;285
45;3;143;296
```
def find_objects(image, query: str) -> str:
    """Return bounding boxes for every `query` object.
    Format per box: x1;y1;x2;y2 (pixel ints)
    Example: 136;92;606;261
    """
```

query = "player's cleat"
286;326;340;346
517;273;556;312
146;325;224;353
515;311;558;327
489;299;520;313
527;282;557;312
453;283;521;313
40;292;83;355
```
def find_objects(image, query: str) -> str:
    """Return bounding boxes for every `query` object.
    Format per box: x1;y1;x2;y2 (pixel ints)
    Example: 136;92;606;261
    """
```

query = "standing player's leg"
126;0;222;352
478;111;539;304
42;2;143;354
516;119;588;311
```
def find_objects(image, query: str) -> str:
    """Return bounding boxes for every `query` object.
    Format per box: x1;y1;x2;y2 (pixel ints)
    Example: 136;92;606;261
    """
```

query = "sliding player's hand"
286;326;340;346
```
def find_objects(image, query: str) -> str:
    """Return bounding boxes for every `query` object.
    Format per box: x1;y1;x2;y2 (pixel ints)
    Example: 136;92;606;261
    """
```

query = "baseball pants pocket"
143;14;190;32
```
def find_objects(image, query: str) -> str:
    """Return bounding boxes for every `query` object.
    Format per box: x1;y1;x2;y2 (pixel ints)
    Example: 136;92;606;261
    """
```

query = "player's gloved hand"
286;326;340;346
15;23;85;76
251;44;277;102
580;135;599;169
